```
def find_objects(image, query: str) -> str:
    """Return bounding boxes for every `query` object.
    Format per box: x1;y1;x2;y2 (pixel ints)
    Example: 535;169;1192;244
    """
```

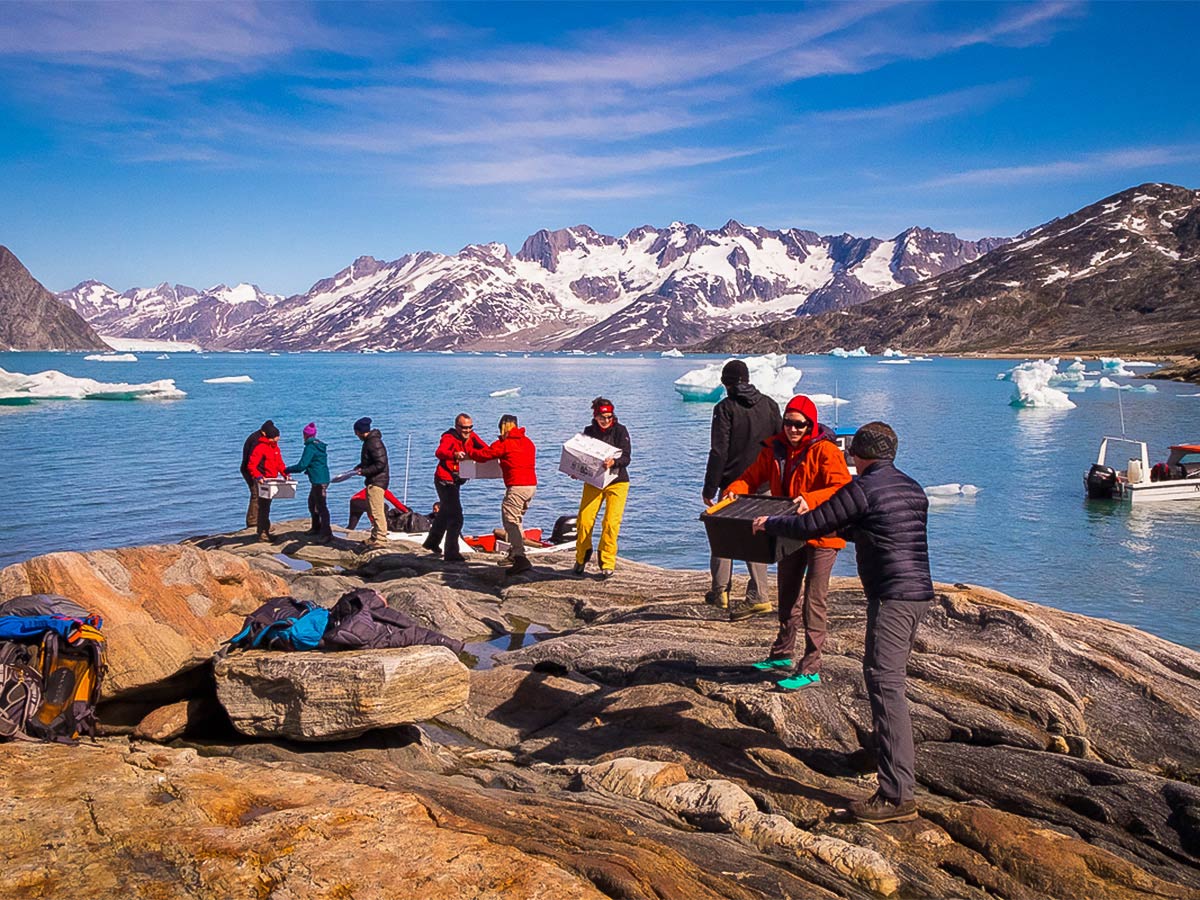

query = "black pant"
427;480;464;558
308;483;332;537
256;496;272;535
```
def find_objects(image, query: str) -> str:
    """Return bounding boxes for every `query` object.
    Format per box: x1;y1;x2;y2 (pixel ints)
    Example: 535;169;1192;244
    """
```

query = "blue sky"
1;1;1197;296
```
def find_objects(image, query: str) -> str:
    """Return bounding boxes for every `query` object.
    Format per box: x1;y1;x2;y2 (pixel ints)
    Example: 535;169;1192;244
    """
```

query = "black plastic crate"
700;495;803;563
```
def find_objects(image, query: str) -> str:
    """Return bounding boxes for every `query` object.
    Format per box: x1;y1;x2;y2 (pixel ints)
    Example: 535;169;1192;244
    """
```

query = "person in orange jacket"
723;394;851;689
247;422;287;544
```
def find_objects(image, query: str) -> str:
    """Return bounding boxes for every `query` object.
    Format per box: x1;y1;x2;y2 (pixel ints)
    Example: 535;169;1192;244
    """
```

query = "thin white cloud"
924;144;1200;187
803;81;1029;128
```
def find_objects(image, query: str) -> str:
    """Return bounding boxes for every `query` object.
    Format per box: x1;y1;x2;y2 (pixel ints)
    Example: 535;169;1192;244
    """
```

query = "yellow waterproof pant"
576;480;629;570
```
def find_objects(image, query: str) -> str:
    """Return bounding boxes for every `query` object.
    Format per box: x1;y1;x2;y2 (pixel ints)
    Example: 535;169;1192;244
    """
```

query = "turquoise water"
3;350;1199;649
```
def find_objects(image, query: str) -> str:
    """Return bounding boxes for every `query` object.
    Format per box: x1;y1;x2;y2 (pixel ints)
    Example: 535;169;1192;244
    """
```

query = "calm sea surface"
3;351;1198;649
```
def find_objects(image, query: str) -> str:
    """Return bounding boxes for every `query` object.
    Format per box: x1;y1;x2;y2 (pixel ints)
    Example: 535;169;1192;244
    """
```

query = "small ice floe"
674;354;802;405
925;483;981;504
1007;359;1076;409
910;356;934;362
85;353;137;362
0;367;185;404
661;348;685;358
806;393;851;406
489;386;521;398
829;346;870;358
156;354;170;360
878;359;912;365
1098;377;1157;392
1123;360;1158;368
269;352;281;357
203;375;254;384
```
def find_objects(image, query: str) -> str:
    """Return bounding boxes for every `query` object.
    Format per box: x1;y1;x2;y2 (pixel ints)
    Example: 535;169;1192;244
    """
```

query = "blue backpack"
219;597;330;655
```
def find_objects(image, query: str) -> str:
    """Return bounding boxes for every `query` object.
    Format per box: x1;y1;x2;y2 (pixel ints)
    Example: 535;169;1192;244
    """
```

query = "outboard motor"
1086;464;1119;499
550;514;578;544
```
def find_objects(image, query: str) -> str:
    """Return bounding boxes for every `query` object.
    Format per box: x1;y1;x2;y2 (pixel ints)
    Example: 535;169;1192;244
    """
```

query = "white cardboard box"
458;458;503;480
257;477;298;499
559;433;618;489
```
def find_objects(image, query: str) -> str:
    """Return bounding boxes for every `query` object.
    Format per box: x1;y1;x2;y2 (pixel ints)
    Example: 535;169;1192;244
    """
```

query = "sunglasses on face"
458;425;473;432
596;413;614;420
783;419;810;430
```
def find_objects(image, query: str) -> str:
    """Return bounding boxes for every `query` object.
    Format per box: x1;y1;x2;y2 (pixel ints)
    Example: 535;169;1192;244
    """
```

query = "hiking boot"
750;657;794;672
777;672;821;690
729;599;773;621
571;562;586;576
506;556;533;577
256;532;276;545
422;539;441;553
444;553;467;564
704;588;730;610
599;568;615;579
572;549;592;576
847;791;918;824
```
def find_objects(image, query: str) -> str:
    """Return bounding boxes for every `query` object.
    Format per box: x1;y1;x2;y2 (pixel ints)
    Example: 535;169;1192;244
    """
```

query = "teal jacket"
287;438;330;485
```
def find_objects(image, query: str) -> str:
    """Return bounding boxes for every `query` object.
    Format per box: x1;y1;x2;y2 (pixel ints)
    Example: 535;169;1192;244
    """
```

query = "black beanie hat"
353;416;372;434
721;359;750;386
262;423;280;439
849;422;898;460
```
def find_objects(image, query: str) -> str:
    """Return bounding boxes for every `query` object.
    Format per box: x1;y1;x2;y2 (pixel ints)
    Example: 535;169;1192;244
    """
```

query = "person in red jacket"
470;414;538;576
423;413;489;563
724;395;851;689
246;422;287;544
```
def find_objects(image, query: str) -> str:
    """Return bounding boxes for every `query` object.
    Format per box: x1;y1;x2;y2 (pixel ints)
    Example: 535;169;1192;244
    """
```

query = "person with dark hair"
469;414;538;576
751;421;934;825
424;412;488;563
725;394;851;677
573;397;631;579
240;419;274;529
703;359;782;611
287;422;332;543
352;416;389;549
247;422;286;543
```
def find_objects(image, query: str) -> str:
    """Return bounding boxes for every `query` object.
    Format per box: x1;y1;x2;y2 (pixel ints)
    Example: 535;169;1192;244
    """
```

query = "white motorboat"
1085;438;1200;503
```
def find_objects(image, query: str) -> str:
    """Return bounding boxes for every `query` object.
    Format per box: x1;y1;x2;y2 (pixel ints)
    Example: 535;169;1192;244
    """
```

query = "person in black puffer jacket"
752;421;934;826
353;416;390;548
701;360;781;610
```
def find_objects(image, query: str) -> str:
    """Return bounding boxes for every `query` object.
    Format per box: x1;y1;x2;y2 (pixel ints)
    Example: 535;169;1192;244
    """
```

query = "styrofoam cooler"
700;495;805;563
257;477;298;499
559;433;618;488
459;458;503;480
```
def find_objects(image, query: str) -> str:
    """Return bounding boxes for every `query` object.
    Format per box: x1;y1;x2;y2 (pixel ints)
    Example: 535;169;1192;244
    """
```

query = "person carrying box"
424;413;489;563
247;422;286;544
469;414;538;576
573;397;631;579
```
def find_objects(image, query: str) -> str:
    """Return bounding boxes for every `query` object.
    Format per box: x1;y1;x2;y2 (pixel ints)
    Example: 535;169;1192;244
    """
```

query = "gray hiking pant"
709;555;769;601
863;597;932;803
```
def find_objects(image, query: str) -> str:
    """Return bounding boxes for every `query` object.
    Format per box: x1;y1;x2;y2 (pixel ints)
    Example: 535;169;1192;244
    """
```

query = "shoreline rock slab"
213;646;470;741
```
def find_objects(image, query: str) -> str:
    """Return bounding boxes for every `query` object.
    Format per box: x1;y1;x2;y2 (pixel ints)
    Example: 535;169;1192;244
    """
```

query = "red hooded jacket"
435;428;490;483
470;426;537;487
247;436;287;480
725;396;851;550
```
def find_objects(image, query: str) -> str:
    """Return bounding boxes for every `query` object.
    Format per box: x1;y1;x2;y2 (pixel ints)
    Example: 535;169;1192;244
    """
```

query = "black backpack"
386;507;433;533
218;596;331;656
322;589;463;654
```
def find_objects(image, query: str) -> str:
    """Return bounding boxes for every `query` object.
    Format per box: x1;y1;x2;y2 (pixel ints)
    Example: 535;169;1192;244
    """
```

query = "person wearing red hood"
469;414;538;576
246;422;287;544
724;394;851;688
573;396;631;579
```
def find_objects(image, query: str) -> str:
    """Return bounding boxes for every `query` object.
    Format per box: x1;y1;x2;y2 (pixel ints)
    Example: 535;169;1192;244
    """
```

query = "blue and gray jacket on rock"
287;437;330;485
764;460;934;602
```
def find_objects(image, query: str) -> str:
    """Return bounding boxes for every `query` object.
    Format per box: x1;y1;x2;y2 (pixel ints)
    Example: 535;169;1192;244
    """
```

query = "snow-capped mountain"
58;222;1004;351
701;183;1200;357
58;281;283;345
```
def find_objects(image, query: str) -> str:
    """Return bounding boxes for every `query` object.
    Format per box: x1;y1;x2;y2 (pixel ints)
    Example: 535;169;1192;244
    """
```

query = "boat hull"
1127;480;1200;503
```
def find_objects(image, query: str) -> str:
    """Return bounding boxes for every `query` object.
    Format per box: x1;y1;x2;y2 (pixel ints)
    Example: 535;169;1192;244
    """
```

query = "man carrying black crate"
752;422;934;825
702;360;781;612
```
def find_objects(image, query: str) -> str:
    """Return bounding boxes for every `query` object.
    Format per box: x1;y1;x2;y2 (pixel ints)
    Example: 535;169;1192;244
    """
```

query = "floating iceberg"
878;359;911;365
203;375;254;384
489;386;521;398
828;346;870;358
84;353;137;362
925;483;981;504
806;393;851;407
1007;360;1076;409
1098;377;1157;392
1123;360;1158;368
1100;357;1135;377
882;348;907;358
673;354;802;405
660;348;685;358
100;337;200;352
0;367;185;404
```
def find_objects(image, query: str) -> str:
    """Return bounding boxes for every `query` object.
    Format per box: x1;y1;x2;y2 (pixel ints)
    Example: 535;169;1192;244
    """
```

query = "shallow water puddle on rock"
272;553;313;571
461;620;550;670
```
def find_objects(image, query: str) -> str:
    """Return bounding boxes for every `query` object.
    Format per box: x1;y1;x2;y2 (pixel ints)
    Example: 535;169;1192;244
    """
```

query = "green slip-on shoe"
777;672;821;690
750;657;794;672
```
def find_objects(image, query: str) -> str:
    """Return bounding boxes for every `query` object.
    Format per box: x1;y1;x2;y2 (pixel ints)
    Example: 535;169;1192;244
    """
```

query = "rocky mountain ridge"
0;246;109;351
702;182;1200;357
55;221;1005;351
